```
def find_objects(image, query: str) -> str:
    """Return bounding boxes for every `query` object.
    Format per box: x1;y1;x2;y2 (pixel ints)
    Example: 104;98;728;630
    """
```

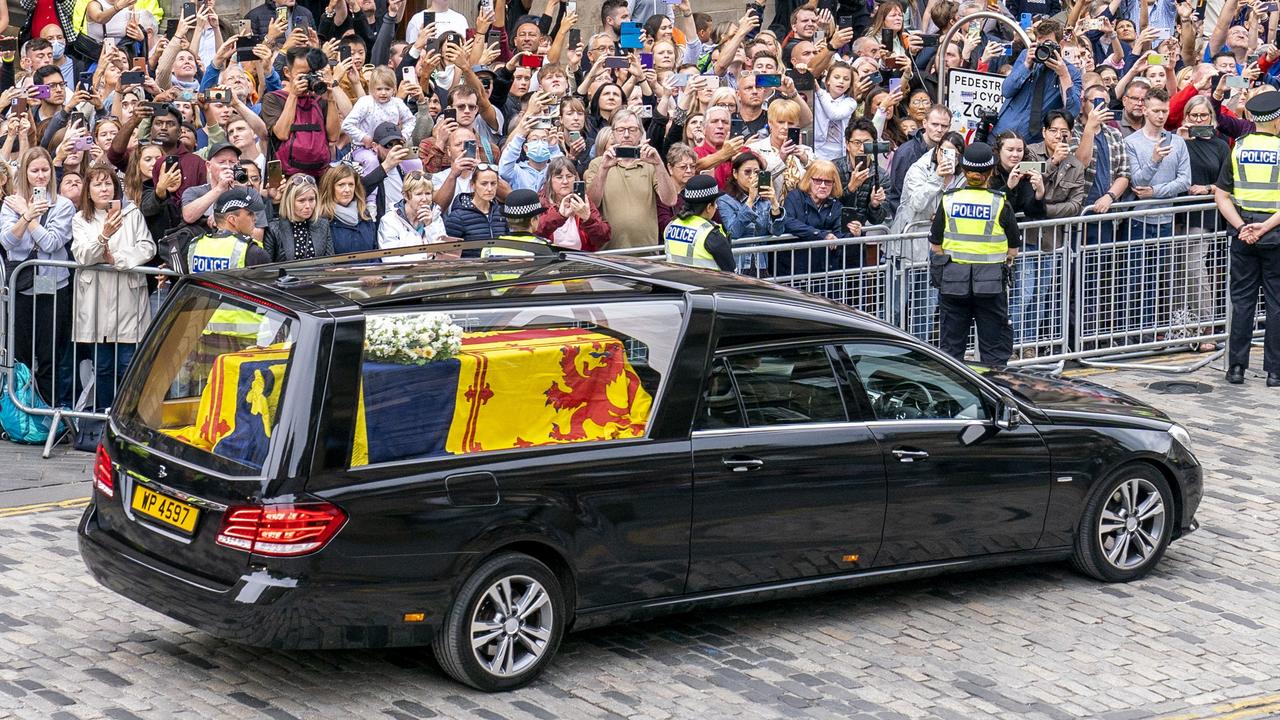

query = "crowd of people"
1;0;1279;411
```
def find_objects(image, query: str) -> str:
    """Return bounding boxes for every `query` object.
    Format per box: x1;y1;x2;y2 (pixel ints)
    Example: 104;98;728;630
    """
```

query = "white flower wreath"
365;313;464;365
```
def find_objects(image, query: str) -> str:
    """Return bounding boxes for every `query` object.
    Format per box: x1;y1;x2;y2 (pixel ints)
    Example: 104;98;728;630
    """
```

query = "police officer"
1215;91;1280;387
929;142;1021;366
480;189;553;259
186;188;272;273
662;175;736;272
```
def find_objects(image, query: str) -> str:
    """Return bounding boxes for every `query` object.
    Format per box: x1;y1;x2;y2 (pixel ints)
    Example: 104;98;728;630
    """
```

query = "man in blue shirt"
991;19;1082;144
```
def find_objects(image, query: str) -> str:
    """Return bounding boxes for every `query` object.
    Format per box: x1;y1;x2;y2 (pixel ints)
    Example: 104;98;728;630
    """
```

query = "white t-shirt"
405;8;469;47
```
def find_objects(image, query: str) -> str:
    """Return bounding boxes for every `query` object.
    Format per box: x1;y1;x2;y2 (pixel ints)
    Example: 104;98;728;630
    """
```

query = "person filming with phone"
991;19;1082;145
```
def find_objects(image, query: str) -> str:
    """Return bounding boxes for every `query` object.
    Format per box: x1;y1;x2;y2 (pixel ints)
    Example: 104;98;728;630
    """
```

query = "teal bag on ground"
1;363;55;444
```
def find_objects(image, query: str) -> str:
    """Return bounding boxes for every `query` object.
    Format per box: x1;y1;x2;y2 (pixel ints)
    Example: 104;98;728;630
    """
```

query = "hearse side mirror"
994;399;1021;431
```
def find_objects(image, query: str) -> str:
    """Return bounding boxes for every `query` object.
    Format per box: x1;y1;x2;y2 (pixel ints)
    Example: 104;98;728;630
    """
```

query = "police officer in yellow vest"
663;175;736;272
186;188;271;274
929;142;1021;366
480;189;553;259
1216;91;1280;387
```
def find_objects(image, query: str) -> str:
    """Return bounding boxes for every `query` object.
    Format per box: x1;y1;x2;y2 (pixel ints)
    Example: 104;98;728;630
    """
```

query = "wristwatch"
1104;191;1117;202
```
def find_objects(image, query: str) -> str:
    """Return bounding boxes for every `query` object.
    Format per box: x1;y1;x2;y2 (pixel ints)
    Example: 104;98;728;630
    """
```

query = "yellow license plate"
131;485;200;534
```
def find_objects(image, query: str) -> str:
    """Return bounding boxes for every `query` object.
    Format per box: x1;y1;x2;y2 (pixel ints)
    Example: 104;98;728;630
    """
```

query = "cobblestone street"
1;358;1278;720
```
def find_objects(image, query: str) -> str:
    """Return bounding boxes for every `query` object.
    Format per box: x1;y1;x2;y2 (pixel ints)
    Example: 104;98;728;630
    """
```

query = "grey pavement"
0;353;1278;719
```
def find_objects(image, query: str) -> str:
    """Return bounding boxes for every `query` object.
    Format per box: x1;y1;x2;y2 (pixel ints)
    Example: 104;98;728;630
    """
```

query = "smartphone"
163;18;179;38
1188;125;1215;139
132;56;147;72
402;65;417;82
640;52;653;68
755;73;781;87
786;69;815;91
32;84;51;100
568;130;582;142
603;55;630;69
757;169;772;188
423;11;436;25
703;75;721;89
1017;160;1046;173
1092;96;1107;109
145;101;169;115
262;159;282;190
1227;74;1250;89
73;136;95;152
486;28;503;45
208;87;231;103
1261;2;1278;10
520;54;544;68
339;44;352;62
853;155;869;172
1019;12;1033;29
840;206;859;228
11;97;28;115
881;28;895;49
920;34;939;47
182;1;197;17
238;19;251;35
569;29;581;47
1;36;17;57
31;186;47;205
463;139;477;157
671;73;690;87
941;147;957;168
838;14;853;28
730;118;747;137
276;5;289;21
442;107;458;123
615;145;641;159
787;127;802;145
888;77;902;93
236;47;258;63
566;0;576;12
164;155;181;171
480;0;494;12
572;180;587;196
120;71;145;85
68;111;88;128
1147;52;1164;65
109;199;121;215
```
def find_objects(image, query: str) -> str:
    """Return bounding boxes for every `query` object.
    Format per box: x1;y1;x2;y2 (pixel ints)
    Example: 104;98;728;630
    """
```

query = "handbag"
73;418;107;453
3;246;38;294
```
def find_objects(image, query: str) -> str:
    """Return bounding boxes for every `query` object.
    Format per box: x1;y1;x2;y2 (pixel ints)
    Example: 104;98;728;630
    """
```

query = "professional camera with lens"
301;72;328;95
1034;40;1060;64
862;141;892;155
233;166;249;185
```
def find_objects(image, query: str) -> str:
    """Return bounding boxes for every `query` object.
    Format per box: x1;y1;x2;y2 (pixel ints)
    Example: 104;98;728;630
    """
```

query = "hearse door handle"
722;456;765;472
892;448;929;462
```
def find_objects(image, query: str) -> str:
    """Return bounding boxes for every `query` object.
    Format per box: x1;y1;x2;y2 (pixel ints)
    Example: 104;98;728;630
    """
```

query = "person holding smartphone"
0;147;78;408
1177;95;1231;351
70;164;156;412
715;151;785;275
584;109;679;250
746;99;813;198
536;157;611;251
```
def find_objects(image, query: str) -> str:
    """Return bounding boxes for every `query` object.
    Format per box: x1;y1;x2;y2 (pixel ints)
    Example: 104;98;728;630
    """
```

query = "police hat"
961;142;996;171
682;174;723;205
213;187;265;216
1245;91;1280;123
503;189;547;219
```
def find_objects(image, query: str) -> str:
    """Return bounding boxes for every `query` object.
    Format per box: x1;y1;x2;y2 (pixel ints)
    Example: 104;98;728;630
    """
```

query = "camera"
862;141;891;155
1034;40;1060;64
301;72;328;95
234;166;249;184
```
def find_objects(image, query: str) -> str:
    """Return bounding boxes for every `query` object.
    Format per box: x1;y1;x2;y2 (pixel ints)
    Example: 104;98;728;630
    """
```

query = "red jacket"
536;191;611;251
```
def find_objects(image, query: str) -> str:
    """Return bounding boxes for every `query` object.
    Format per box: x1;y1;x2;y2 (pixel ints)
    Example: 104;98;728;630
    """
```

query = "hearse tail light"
216;503;347;556
93;444;115;498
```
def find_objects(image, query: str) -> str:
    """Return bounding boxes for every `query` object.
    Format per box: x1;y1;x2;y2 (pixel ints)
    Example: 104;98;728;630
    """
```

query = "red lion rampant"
545;341;644;441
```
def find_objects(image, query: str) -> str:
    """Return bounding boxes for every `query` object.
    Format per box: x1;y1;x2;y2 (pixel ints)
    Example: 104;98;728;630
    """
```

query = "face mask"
526;139;552;163
51;40;65;58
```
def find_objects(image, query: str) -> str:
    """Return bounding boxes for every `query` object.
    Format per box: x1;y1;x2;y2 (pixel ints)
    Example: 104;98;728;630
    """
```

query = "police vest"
1231;133;1280;214
188;232;250;274
940;188;1009;264
663;215;721;270
480;234;550;259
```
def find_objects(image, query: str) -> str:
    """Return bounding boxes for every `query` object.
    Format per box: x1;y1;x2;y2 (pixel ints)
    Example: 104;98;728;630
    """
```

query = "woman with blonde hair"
379;172;447;261
318;163;378;253
778;159;855;289
747;99;813;196
0;147;78;406
264;176;335;262
71;164;156;410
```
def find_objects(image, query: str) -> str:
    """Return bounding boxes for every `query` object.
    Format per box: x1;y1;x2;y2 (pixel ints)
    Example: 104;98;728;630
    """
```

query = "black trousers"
938;292;1013;367
1228;239;1280;373
13;285;74;408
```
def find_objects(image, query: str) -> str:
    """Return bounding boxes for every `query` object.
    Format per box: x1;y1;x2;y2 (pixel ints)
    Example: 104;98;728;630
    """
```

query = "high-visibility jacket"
479;233;550;258
939;187;1009;264
188;232;250;274
1230;132;1280;214
663;215;721;270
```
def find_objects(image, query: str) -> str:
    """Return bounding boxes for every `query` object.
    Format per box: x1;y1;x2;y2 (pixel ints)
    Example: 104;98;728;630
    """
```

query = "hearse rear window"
114;285;296;475
351;301;683;467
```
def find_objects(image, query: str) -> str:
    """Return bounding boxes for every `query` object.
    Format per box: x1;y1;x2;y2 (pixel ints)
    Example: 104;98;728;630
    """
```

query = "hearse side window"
842;343;989;421
698;345;846;429
351;301;683;467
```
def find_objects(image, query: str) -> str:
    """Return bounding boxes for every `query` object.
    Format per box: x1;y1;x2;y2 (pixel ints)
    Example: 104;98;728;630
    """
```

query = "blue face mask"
51;40;65;58
525;139;552;163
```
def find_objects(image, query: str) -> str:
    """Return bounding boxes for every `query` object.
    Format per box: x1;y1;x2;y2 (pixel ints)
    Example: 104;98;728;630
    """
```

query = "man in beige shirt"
585;109;680;250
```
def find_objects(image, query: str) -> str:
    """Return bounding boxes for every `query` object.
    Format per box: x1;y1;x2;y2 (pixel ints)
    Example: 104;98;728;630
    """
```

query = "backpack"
272;91;329;178
1;363;55;445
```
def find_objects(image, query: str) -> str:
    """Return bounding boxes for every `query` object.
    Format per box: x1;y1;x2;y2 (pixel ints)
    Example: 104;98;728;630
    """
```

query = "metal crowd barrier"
3;258;180;457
